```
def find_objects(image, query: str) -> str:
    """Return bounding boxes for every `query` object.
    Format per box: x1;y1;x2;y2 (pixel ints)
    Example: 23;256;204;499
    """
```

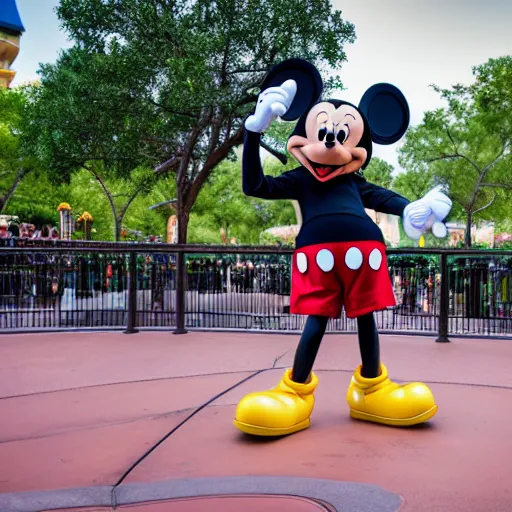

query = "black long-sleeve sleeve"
242;129;299;200
355;174;410;217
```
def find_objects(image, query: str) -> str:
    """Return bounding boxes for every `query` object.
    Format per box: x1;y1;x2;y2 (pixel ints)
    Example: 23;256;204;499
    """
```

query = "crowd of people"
0;218;60;240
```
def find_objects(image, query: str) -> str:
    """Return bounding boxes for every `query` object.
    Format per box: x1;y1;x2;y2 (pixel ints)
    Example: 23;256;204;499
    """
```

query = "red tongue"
316;166;331;177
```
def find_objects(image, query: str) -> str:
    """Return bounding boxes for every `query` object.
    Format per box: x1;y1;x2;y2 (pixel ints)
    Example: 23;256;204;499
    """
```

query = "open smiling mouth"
307;158;345;177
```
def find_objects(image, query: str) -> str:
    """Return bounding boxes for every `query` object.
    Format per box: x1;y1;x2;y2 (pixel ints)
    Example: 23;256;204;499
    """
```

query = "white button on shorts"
369;248;383;270
345;247;363;270
316;249;335;272
297;252;308;273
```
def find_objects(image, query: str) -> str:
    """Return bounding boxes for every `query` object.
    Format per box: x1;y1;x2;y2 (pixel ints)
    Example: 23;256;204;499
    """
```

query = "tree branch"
481;141;510;174
426;152;481;174
473;195;496;214
236;93;258;107
177;110;212;187
481;182;512;189
84;164;117;218
469;142;510;210
226;67;268;76
144;97;198;119
0;167;28;213
154;155;180;175
208;117;222;157
426;154;460;163
119;185;145;218
259;139;288;164
445;126;459;153
185;125;244;211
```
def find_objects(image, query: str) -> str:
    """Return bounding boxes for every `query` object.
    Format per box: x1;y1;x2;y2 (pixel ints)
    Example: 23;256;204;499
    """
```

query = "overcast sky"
10;0;512;173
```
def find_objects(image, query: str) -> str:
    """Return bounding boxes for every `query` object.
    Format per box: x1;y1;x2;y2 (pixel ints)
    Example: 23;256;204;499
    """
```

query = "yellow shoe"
346;364;438;426
233;369;318;436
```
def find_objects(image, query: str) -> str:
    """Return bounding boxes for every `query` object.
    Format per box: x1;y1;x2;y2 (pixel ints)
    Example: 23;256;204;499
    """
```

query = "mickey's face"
287;101;368;182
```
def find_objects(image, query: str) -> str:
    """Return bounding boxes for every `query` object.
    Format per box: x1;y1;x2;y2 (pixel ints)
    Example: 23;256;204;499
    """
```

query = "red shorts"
290;241;396;319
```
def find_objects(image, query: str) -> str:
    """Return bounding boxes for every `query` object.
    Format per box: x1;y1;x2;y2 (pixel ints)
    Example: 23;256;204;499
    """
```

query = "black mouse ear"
260;58;323;121
358;83;410;145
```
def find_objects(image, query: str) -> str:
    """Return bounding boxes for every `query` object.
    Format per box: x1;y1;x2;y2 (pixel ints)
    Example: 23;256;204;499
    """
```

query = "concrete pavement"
1;331;511;511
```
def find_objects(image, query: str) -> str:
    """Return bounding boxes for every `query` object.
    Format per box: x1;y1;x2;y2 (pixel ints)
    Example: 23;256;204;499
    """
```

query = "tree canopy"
360;157;394;190
0;87;40;212
25;0;356;242
398;56;512;247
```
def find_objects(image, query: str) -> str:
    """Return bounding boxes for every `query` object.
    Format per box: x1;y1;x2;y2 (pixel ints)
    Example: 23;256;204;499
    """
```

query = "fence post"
124;251;139;334
174;251;188;334
436;252;450;343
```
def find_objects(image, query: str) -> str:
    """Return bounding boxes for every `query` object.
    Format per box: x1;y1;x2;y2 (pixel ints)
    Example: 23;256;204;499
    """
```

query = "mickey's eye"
318;127;327;141
337;127;349;144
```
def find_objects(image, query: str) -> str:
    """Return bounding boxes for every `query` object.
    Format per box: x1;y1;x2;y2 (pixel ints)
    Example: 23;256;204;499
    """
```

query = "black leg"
357;312;381;378
291;315;328;383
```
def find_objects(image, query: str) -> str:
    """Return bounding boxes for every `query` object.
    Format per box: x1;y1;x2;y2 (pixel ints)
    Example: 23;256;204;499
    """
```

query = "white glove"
245;79;297;133
403;186;452;240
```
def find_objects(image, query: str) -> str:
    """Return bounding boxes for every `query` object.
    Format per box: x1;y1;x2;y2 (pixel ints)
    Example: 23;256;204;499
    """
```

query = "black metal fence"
2;240;512;339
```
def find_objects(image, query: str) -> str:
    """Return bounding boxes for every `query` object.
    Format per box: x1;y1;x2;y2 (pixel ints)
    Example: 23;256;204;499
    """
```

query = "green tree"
82;163;158;240
2;170;69;228
392;167;436;202
360;157;394;189
0;87;39;212
470;56;512;140
191;157;296;244
28;0;355;243
24;49;162;240
398;58;512;248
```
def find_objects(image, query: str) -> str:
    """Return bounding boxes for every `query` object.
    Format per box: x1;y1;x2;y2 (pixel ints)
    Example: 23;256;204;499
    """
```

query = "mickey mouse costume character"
234;59;452;436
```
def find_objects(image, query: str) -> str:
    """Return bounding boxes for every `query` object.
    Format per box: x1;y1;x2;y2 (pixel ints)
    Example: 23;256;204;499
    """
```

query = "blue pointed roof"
0;0;25;33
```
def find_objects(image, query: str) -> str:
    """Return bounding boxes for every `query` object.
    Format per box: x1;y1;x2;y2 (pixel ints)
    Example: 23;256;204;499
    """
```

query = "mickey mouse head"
254;58;410;182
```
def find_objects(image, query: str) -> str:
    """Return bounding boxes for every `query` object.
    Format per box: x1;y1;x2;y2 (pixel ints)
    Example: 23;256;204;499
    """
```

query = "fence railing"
2;240;512;339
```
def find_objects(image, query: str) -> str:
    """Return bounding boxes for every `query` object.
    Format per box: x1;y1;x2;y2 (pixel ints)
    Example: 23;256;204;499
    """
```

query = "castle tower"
0;0;25;88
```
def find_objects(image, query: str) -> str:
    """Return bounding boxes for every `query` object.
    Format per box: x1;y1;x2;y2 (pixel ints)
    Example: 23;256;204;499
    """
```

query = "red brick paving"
0;372;250;492
125;371;512;512
1;331;512;512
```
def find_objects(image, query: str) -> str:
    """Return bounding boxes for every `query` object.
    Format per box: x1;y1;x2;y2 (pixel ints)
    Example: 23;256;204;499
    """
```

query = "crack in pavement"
0;408;197;445
272;349;290;368
110;368;268;508
0;369;260;401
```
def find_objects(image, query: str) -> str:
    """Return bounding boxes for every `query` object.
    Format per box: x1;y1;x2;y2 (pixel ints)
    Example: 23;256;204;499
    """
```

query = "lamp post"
77;212;93;240
57;203;73;240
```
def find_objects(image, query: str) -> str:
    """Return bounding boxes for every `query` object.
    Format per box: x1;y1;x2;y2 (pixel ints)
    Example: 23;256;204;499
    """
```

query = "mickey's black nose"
325;130;335;148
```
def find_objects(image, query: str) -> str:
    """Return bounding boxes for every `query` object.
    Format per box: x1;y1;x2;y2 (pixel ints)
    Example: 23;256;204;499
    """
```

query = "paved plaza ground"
0;330;511;511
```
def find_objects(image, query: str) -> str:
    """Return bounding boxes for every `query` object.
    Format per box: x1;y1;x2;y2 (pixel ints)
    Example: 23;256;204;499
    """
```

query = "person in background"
0;219;11;239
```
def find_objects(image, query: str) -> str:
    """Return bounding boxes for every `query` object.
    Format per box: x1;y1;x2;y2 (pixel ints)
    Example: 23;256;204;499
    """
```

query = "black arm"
242;129;299;200
355;174;410;217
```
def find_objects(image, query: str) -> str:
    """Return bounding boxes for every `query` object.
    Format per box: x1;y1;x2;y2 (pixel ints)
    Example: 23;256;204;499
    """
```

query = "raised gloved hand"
403;186;452;240
245;79;297;133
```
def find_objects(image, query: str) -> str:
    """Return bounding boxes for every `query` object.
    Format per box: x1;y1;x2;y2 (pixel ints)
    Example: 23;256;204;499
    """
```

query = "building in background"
0;0;24;88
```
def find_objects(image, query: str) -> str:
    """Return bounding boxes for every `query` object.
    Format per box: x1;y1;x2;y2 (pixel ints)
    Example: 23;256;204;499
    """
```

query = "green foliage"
23;50;161;180
392;167;436;202
2;171;68;226
25;0;355;242
467;56;512;140
190;157;296;244
360;157;394;189
0;87;41;211
398;56;512;246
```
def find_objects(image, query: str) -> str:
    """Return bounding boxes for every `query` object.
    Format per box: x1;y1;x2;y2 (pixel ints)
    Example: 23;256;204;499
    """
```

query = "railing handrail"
2;240;512;257
3;241;512;339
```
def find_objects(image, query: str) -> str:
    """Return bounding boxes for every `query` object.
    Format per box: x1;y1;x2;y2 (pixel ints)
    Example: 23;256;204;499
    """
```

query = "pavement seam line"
272;350;290;368
0;369;261;401
0;407;200;445
110;367;269;506
2;365;510;402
